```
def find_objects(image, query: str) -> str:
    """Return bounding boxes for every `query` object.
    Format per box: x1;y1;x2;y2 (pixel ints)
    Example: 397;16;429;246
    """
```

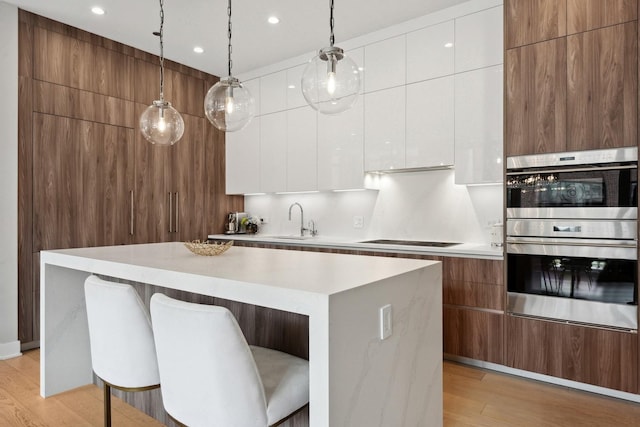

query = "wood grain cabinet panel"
505;0;567;48
567;22;637;151
443;257;504;310
173;114;206;241
33;81;135;128
567;0;637;34
507;316;638;393
506;38;567;156
444;306;504;364
32;114;134;251
33;27;133;100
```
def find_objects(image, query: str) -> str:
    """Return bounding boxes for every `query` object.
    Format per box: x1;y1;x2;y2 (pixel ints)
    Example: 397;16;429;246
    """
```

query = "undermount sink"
359;239;460;248
268;235;315;240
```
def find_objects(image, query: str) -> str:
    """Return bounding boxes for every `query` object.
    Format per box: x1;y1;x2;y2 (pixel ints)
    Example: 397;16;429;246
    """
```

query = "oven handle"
506;164;637;176
507;239;637;260
507;236;637;247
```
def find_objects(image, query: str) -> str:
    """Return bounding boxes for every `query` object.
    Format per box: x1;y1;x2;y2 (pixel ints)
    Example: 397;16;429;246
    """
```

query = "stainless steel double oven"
506;147;638;330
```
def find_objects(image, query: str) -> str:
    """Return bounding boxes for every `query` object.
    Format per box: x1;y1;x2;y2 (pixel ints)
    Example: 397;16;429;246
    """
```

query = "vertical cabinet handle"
174;192;179;234
130;190;134;236
168;192;173;233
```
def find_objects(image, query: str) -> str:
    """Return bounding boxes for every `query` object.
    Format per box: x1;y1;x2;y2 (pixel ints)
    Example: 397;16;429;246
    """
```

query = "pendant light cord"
227;0;233;77
154;0;165;102
329;0;335;47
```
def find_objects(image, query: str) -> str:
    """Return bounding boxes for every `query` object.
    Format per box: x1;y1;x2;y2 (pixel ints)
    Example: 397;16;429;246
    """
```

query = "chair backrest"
150;293;269;427
84;275;160;388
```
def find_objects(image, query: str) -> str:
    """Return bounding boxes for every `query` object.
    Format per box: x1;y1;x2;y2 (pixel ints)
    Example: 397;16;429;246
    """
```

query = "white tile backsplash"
244;169;503;244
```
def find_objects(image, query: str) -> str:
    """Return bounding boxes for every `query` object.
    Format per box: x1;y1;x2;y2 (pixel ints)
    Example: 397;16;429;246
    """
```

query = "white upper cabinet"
287;106;317;192
318;96;364;191
286;64;307;109
364;86;406;171
242;78;261;116
455;6;503;73
226;117;260;194
406;75;454;169
260;71;287;114
364;35;406;92
260;112;287;192
454;65;503;184
406;20;455;83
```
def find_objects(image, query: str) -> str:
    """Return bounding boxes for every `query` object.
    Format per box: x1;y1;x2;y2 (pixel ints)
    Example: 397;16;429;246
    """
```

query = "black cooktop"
360;239;460;248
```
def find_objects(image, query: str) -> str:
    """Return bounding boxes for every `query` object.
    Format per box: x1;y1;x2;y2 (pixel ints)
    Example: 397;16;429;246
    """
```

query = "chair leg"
104;382;111;427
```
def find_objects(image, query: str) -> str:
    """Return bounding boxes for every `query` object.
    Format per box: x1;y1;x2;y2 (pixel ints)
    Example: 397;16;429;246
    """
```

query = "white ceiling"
4;0;469;76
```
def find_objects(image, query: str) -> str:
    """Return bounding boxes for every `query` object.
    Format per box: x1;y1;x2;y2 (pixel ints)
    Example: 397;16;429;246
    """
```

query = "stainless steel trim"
507;292;637;330
168;192;172;233
506;207;638;220
174;192;178;234
507;147;637;169
506;219;637;240
506;164;637;175
130;190;134;236
442;304;504;315
506;241;637;260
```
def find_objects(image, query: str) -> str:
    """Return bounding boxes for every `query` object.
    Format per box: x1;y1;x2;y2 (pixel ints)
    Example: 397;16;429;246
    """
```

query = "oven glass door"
506;166;637;216
508;252;636;305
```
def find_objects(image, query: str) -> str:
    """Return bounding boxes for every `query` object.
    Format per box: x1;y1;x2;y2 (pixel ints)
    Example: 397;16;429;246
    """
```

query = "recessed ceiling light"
91;6;105;15
444;42;453;48
193;46;204;54
268;16;280;24
288;84;295;89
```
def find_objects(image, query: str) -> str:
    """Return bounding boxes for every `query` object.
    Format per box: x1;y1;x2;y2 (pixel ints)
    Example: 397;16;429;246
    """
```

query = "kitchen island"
40;242;442;426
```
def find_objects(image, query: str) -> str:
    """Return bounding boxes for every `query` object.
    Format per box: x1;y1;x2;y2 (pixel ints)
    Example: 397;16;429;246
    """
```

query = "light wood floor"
3;350;640;426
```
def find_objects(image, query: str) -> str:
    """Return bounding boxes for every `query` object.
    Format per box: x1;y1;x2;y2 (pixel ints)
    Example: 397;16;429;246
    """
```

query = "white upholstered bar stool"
84;275;161;427
150;293;309;427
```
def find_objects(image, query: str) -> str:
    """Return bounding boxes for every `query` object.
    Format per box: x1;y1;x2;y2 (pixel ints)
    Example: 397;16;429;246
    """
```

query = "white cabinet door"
287;106;317;191
226;117;260;194
407;20;455;83
260;112;287;192
454;65;503;184
260;71;287;115
364;86;406;171
455;6;503;73
406;76;454;169
242;78;261;116
318;96;364;190
364;35;406;93
286;64;308;109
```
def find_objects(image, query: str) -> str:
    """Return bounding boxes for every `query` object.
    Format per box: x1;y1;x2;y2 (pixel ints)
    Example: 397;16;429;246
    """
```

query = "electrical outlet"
379;304;392;340
353;215;364;229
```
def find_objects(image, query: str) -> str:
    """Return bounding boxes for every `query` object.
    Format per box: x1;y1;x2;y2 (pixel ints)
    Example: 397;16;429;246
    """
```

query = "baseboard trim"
0;340;22;360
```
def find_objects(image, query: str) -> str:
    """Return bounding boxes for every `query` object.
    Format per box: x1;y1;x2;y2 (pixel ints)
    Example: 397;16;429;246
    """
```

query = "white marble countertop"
207;233;504;260
42;242;436;303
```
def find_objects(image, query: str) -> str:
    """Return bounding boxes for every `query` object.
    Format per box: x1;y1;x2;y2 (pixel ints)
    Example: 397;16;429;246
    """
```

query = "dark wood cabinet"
505;1;638;156
507;316;638;393
567;22;638;151
442;257;505;364
443;306;504;364
32;113;134;251
505;0;567;48
506;38;567;156
567;0;637;34
18;11;239;346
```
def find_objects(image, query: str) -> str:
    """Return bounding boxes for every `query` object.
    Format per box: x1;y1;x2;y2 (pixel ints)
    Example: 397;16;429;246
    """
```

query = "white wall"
245;170;503;244
0;1;21;359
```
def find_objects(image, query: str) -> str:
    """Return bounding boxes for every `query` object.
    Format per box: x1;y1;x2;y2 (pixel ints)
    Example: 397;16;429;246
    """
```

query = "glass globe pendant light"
301;0;360;115
139;0;184;145
204;0;255;132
